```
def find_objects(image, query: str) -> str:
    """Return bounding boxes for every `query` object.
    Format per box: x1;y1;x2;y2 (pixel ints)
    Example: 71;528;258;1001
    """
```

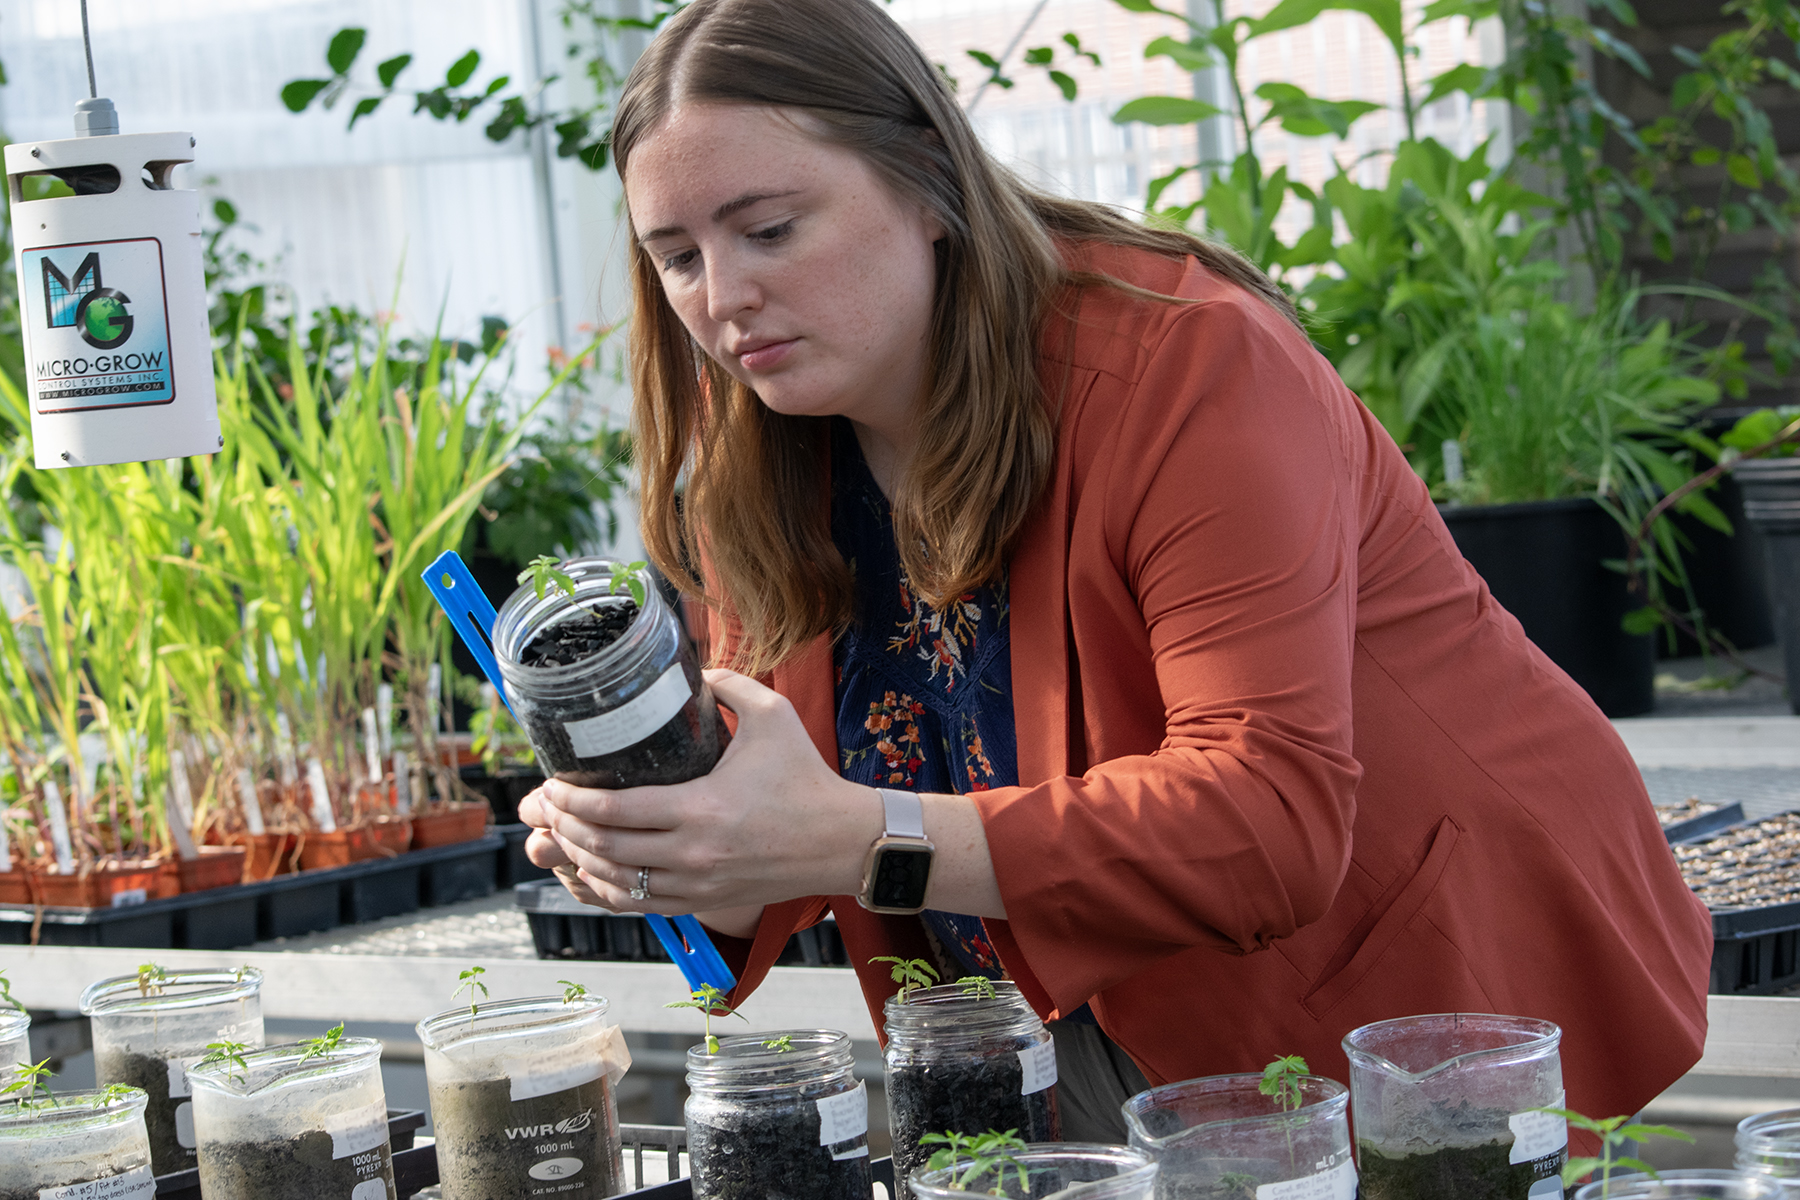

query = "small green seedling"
664;984;744;1054
763;1034;795;1053
135;962;169;997
298;1022;346;1066
956;976;997;1001
559;980;589;1005
1215;1172;1259;1199
198;1040;252;1082
0;968;24;1014
454;965;488;1023
872;956;939;1003
1538;1107;1694;1196
1258;1054;1308;1112
1;1058;55;1108
520;555;577;601
609;560;649;608
921;1128;1030;1195
97;1083;134;1107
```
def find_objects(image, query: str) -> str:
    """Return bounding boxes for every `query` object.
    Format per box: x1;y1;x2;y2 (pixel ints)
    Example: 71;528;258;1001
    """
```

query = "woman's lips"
737;338;797;371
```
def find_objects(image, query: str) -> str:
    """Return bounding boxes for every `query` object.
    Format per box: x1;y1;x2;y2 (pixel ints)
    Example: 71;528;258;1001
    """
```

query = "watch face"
870;842;934;911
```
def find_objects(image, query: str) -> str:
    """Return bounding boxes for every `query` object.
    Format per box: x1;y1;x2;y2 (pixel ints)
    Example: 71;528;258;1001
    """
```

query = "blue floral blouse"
830;418;1012;981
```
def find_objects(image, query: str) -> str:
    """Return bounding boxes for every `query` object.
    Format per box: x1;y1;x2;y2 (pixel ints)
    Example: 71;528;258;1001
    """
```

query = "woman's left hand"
535;668;883;917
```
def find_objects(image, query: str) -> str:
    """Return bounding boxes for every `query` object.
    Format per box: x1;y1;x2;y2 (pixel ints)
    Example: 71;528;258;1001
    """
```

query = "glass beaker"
1738;1108;1800;1190
908;1143;1157;1200
418;994;629;1199
1123;1072;1355;1200
1344;1013;1566;1200
0;1086;153;1199
1575;1170;1786;1199
187;1035;395;1200
0;1009;28;1071
81;965;265;1176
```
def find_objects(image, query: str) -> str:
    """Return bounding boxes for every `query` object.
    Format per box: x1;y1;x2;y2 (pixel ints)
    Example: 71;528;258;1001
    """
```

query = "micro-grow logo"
42;251;134;350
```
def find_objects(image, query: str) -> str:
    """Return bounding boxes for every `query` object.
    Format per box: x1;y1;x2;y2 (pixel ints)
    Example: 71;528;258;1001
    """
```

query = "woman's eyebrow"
638;190;803;243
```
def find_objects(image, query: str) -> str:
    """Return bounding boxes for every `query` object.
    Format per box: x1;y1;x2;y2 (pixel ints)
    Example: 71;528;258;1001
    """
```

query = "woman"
522;0;1712;1143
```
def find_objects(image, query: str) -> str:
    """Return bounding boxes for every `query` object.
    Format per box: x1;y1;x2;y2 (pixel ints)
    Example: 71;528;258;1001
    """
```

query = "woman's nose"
704;251;762;323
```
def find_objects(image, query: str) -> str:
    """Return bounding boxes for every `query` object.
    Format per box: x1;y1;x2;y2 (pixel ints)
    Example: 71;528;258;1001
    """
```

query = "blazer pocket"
1302;815;1461;1020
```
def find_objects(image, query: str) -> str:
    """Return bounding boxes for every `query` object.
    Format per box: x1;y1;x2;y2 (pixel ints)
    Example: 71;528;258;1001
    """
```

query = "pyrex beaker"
81;965;265;1176
187;1035;396;1200
1576;1170;1785;1199
908;1143;1157;1200
1739;1108;1800;1190
419;994;629;1199
1123;1072;1356;1200
1344;1013;1566;1200
0;1009;28;1071
0;1086;153;1198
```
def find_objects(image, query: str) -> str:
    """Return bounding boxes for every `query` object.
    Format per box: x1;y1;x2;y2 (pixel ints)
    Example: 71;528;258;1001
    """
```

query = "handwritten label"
1509;1103;1568;1165
504;1050;603;1102
1256;1159;1357;1200
37;1164;155;1199
324;1101;388;1159
817;1082;869;1146
564;665;693;758
1018;1039;1057;1096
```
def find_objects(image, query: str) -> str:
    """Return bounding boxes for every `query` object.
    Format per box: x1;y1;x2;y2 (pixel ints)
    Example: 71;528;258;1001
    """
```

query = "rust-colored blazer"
714;243;1713;1122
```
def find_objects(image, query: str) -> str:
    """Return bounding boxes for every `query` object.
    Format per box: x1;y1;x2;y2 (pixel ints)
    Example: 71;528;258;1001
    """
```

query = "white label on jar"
1255;1158;1357;1200
174;1101;195;1149
817;1082;869;1146
167;1055;202;1099
1508;1101;1568;1165
1018;1039;1057;1096
504;1050;603;1102
37;1164;155;1199
350;1181;387;1200
324;1101;388;1159
563;664;693;757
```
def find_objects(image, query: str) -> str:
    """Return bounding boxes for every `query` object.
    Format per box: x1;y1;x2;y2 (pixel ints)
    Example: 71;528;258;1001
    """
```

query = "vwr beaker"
0;1086;153;1200
418;994;630;1200
1122;1072;1356;1200
1344;1013;1566;1200
81;965;265;1176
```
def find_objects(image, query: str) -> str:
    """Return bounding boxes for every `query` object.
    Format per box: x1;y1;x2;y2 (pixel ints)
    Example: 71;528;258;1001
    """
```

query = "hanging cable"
80;0;98;99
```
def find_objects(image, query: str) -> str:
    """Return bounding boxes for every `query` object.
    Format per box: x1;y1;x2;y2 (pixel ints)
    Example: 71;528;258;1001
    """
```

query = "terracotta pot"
409;803;489;848
31;861;164;908
0;871;29;905
298;817;412;871
177;846;248;892
240;832;300;880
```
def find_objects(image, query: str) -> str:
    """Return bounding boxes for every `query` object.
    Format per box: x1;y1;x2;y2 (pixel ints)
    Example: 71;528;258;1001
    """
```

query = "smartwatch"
856;788;935;914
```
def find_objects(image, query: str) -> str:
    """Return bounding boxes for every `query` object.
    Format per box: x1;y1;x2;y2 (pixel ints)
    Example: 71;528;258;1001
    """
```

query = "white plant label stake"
43;778;74;874
237;767;265;836
275;712;299;786
392;750;411;814
306;758;337;833
376;684;394;757
362;707;382;786
166;749;200;861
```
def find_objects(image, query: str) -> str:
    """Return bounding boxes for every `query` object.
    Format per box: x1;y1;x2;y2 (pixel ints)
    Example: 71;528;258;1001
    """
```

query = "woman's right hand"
519;784;611;908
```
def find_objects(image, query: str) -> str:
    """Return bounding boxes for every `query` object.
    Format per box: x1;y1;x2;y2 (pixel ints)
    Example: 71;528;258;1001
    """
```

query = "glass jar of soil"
0;1086;154;1200
685;1029;873;1200
1575;1171;1784;1199
187;1036;396;1200
81;966;265;1176
0;1009;28;1070
418;994;629;1200
493;558;727;789
1738;1109;1800;1191
883;982;1061;1200
1344;1013;1565;1200
1122;1072;1355;1200
909;1143;1157;1200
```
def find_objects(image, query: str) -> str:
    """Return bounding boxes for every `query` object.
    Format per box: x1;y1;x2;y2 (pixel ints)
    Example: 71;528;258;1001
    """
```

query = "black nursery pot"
494;558;727;788
883;983;1062;1200
684;1030;873;1200
1438;497;1654;718
1735;456;1800;714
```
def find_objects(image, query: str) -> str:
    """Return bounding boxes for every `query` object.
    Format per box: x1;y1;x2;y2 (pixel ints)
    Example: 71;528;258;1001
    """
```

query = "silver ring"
630;866;651;901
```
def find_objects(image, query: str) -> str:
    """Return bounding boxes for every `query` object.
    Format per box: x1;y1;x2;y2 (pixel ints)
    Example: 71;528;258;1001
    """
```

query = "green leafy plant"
1258;1054;1308;1111
1537;1106;1694;1194
920;1128;1031;1195
956;976;997;1001
297;1022;346;1066
664;984;744;1054
1723;406;1800;459
763;1034;795;1052
519;555;576;601
610;560;649;609
872;956;940;1003
97;1083;134;1106
560;980;589;1005
1;1058;55;1107
135;963;169;998
198;1040;252;1083
454;966;489;1022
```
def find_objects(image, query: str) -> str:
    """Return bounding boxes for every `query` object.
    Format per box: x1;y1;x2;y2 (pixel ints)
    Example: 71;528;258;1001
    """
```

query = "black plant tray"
514;880;849;966
620;1153;893;1199
153;1108;429;1198
1673;812;1800;994
1664;802;1746;844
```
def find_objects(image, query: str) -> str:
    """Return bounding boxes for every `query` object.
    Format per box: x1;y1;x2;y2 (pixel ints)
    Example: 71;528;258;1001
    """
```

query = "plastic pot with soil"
685;1029;873;1200
883;982;1061;1200
81;966;265;1177
0;1086;155;1200
418;993;629;1199
909;1143;1158;1200
1123;1072;1356;1200
187;1033;397;1200
494;559;727;790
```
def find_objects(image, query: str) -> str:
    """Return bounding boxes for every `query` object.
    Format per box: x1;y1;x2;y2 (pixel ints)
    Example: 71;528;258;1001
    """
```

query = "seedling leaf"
871;956;939;1003
664;984;744;1054
559;980;589;1005
520;555;576;600
298;1022;346;1065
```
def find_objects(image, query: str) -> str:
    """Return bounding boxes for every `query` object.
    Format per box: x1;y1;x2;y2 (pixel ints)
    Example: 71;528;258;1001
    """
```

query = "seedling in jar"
297;1022;346;1065
664;984;743;1054
454;966;489;1024
921;1128;1030;1195
2;1058;56;1108
520;555;576;600
1259;1054;1308;1174
956;976;997;1001
198;1040;252;1084
763;1035;794;1052
1537;1106;1693;1196
1215;1173;1258;1199
608;560;649;608
872;957;939;1003
135;962;169;997
559;980;588;1004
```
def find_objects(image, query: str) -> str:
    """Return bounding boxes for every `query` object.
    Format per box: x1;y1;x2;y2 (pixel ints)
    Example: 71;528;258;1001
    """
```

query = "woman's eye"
660;248;698;272
750;220;795;244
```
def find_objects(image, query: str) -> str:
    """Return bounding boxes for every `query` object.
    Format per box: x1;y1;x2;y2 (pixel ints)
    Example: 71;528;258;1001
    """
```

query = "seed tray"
1675;812;1800;993
514;880;849;966
1661;800;1746;844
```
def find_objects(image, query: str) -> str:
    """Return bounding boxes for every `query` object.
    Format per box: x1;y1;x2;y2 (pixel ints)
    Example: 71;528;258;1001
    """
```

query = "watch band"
877;788;926;841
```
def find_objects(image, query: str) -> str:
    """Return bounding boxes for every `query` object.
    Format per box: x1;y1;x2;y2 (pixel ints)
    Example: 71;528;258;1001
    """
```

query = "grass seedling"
560;980;588;1005
1259;1054;1309;1175
1;1058;55;1108
920;1129;1030;1195
135;962;169;997
609;560;648;608
520;555;577;601
664;984;744;1054
454;965;488;1025
1537;1106;1694;1196
763;1034;795;1052
198;1040;252;1084
0;968;23;1014
872;956;939;1003
956;976;997;1001
297;1022;346;1066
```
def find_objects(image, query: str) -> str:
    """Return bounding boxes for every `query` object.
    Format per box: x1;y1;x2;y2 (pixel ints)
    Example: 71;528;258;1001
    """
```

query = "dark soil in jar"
1356;1138;1546;1200
196;1130;395;1200
519;600;639;669
887;1057;1060;1198
688;1095;873;1200
430;1074;621;1198
93;1045;191;1175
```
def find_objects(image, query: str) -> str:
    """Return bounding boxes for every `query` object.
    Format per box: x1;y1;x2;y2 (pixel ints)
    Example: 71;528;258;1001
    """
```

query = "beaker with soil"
685;1029;873;1200
187;1035;396;1200
418;993;630;1200
908;1143;1158;1200
0;1086;153;1200
1122;1072;1355;1200
1738;1108;1800;1192
1575;1171;1785;1199
1345;1013;1566;1200
884;982;1061;1200
81;965;264;1176
0;1009;28;1070
493;558;727;789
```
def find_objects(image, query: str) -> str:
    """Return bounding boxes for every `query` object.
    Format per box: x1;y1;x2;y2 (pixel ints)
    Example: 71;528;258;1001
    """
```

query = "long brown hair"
614;0;1296;674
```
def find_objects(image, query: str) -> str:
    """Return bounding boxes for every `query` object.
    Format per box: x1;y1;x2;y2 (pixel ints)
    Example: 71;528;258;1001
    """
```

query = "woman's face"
625;104;943;435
